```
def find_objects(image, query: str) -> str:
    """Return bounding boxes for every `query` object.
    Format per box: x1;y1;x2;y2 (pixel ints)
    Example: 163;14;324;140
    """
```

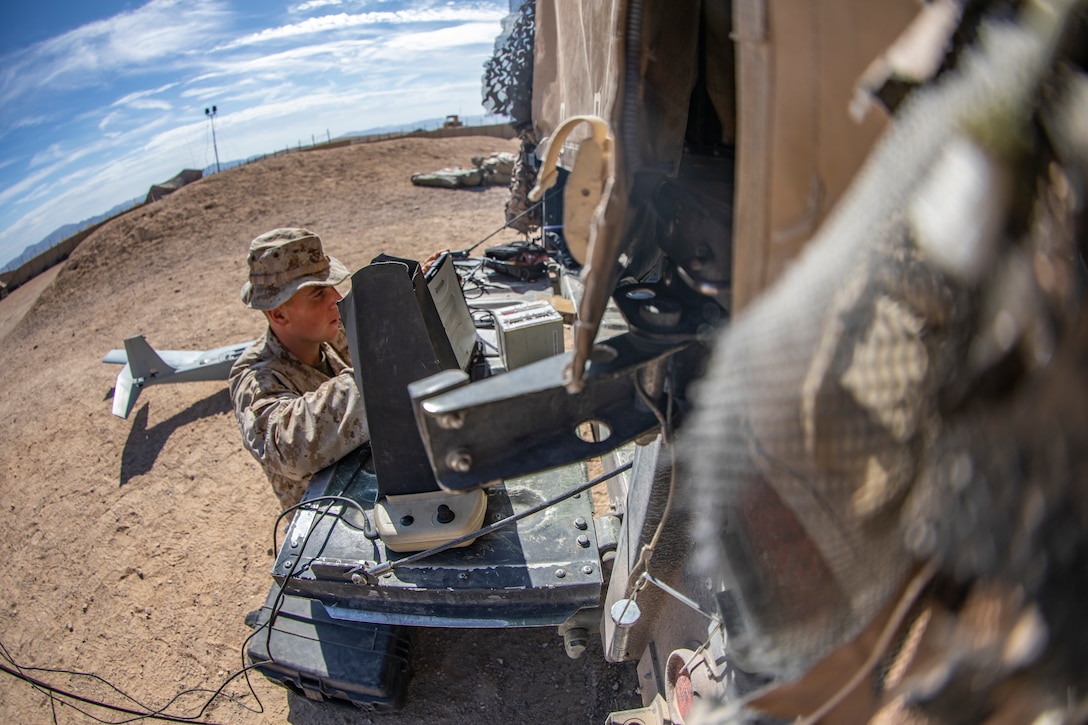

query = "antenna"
204;105;221;173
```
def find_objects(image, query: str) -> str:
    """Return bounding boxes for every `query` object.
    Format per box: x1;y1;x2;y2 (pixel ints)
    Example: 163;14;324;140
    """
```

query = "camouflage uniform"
229;227;367;510
229;327;368;510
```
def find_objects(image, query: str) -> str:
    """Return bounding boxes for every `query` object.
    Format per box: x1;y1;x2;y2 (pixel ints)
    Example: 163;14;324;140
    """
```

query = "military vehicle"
251;1;1088;722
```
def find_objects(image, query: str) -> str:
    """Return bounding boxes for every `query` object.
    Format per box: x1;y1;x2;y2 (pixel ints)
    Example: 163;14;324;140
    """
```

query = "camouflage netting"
482;0;535;131
482;0;540;233
684;3;1087;720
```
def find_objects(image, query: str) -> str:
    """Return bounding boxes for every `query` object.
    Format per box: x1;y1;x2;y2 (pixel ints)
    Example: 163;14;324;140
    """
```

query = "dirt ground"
0;136;640;723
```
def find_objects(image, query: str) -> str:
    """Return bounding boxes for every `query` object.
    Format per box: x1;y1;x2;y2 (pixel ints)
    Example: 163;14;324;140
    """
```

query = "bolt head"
639;298;682;327
437;411;465;430
445;448;473;473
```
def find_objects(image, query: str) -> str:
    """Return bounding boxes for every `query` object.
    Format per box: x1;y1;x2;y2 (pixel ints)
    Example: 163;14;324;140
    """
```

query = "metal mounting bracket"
409;332;684;491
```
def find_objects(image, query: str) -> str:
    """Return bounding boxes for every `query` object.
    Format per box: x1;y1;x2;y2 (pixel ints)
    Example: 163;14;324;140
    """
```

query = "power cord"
0;636;263;724
0;497;375;723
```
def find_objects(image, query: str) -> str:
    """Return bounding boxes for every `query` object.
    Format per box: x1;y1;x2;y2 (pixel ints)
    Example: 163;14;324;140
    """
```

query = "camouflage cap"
241;228;349;310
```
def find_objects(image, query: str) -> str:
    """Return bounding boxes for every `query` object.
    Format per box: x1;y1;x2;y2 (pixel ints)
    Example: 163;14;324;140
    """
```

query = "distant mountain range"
2;196;143;273
338;113;507;138
2;114;512;274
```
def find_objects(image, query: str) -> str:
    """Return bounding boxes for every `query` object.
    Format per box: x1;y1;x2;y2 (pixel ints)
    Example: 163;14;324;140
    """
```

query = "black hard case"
246;583;413;710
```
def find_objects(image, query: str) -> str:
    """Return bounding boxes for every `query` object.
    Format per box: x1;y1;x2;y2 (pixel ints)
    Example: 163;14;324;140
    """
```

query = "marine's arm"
230;365;370;481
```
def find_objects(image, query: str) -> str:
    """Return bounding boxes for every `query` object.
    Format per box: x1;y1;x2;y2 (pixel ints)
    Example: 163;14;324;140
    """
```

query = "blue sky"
0;0;512;269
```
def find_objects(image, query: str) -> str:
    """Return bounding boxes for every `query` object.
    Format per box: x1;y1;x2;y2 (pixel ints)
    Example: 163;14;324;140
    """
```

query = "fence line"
217;122;516;171
0;121;517;293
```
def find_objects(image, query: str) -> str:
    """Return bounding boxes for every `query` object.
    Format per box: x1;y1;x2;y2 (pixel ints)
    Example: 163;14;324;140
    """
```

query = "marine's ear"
265;306;289;327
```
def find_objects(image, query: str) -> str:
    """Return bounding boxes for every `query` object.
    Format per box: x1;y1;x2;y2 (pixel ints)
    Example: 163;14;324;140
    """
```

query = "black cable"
1;632;270;724
0;639;67;723
136;511;387;725
265;497;337;667
457;257;501;298
138;666;264;724
2;637;262;721
0;658;244;725
470;308;495;328
261;492;382;681
223;497;367;725
454;200;542;257
272;493;376;555
0;490;381;722
0;570;274;723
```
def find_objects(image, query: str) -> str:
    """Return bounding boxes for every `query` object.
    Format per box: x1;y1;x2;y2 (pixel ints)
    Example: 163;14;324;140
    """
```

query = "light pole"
204;105;221;173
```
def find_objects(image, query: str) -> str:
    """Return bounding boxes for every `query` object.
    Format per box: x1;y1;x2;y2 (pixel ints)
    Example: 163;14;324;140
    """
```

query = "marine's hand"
421;249;450;276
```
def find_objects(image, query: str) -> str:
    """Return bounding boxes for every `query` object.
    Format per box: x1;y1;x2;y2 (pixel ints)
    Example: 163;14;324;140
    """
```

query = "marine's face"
279;284;342;344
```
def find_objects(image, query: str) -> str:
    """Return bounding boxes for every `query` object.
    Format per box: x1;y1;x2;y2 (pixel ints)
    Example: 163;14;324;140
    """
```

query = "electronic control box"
493;300;564;371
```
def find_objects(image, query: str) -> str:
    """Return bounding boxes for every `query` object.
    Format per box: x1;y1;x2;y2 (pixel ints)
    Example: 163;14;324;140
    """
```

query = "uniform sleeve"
230;366;370;481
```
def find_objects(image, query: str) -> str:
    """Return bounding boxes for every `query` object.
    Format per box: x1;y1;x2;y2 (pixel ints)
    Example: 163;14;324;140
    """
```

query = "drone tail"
110;336;174;419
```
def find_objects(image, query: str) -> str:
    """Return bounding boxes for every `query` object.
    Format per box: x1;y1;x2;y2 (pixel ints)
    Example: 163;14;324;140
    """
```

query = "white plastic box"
494;300;564;371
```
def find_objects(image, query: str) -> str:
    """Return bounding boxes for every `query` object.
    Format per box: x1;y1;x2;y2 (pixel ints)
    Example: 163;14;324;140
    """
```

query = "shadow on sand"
119;388;232;485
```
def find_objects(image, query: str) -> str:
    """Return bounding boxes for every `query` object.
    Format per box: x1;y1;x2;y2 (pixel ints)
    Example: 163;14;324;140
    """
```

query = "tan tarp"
531;0;622;164
732;0;920;309
532;0;719;175
532;0;920;311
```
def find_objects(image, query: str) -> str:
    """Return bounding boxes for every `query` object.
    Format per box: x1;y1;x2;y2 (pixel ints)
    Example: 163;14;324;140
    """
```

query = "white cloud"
206;41;369;76
4;114;56;137
385;21;505;51
98;111;124;131
179;83;239;99
112;82;180;107
97;98;174;136
189;23;496;98
29;142;82;170
127;99;174;110
26;135;112;175
221;6;506;48
0;0;229;110
14;181;58;207
0;162;62;205
292;0;345;11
